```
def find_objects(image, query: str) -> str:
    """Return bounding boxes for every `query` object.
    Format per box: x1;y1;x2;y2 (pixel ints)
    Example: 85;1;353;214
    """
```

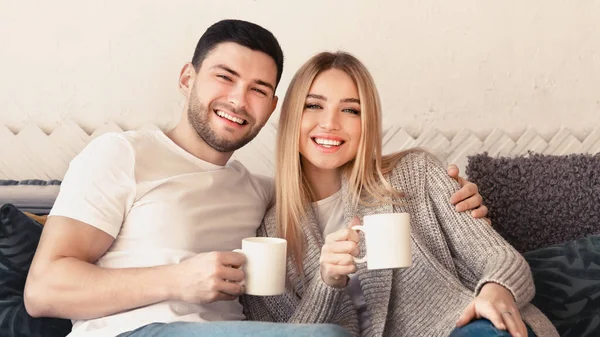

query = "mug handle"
351;225;367;264
232;249;246;286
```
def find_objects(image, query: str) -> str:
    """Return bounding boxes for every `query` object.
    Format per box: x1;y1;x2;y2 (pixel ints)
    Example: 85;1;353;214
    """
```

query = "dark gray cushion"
466;152;600;253
0;203;71;337
524;235;600;337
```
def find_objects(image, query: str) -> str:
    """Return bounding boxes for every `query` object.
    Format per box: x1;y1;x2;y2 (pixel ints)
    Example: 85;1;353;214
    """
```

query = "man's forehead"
202;42;277;79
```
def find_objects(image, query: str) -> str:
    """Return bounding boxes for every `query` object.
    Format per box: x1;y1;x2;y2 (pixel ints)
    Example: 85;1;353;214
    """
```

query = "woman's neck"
302;164;342;202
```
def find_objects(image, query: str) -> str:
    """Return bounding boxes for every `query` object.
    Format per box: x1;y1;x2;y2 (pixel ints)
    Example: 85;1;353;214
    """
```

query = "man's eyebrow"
213;64;239;77
212;64;275;93
255;79;274;92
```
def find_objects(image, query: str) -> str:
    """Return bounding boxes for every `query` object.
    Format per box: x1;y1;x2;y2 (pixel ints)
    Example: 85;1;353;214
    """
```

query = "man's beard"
187;92;260;153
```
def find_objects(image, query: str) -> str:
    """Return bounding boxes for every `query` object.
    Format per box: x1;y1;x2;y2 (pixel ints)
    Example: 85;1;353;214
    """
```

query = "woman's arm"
241;217;360;336
421;154;535;307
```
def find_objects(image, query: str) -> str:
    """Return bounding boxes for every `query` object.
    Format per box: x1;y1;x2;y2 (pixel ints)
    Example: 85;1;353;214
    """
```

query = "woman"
242;52;558;337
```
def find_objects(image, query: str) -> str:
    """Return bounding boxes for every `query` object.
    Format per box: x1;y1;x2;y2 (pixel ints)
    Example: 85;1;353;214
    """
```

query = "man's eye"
217;74;232;81
252;88;267;96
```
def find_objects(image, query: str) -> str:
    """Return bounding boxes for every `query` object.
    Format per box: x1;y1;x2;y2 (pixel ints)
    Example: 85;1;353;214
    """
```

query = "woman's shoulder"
384;150;448;189
264;204;276;223
387;150;438;175
258;204;278;237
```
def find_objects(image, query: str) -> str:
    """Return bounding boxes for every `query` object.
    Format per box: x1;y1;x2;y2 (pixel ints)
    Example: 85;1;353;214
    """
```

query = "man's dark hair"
192;19;284;89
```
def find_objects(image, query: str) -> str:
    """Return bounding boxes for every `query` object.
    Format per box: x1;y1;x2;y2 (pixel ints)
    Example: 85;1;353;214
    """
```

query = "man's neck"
302;165;342;202
167;123;232;166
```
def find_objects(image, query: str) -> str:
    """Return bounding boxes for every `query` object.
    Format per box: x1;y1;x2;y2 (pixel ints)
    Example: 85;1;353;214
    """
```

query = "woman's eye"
305;104;322;109
344;108;360;115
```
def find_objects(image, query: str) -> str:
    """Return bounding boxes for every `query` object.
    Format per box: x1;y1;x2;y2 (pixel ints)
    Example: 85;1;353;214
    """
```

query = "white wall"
0;0;599;178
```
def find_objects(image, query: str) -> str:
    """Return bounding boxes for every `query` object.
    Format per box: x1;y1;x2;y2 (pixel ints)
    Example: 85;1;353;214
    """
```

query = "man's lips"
214;109;248;125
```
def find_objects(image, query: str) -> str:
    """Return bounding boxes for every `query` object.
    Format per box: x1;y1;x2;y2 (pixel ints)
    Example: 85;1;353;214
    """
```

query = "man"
24;19;486;337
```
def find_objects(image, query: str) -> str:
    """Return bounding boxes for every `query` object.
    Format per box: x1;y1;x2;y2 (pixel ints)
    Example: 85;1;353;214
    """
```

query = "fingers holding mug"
350;224;368;264
320;225;361;288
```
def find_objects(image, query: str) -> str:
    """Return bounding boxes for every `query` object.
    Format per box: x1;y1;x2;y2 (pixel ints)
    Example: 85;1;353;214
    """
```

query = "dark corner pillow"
466;152;600;253
0;203;71;337
524;235;600;337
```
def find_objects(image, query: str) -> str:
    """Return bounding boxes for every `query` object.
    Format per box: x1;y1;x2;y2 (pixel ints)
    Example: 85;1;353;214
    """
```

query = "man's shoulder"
86;128;157;151
78;132;134;162
118;127;163;148
73;128;166;173
95;128;169;160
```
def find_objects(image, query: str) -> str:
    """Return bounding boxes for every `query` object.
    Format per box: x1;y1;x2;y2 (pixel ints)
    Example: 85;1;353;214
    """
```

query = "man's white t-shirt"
50;127;273;337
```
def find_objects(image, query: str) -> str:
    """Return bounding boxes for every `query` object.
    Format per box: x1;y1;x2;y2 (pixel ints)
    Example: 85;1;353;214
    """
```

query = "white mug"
351;213;412;270
234;237;287;296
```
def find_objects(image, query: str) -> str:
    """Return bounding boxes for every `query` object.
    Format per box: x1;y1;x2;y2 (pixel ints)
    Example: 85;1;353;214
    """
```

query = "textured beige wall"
1;0;599;141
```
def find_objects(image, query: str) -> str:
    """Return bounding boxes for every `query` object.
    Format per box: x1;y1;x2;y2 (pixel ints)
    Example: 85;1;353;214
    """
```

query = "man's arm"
24;216;246;320
25;133;245;320
24;216;174;319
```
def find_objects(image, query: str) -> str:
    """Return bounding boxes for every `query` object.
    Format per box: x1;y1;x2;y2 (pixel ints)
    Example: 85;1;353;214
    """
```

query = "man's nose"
227;84;248;110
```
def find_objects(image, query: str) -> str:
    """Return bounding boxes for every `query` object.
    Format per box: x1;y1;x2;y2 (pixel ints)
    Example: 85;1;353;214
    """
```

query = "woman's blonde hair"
276;52;412;274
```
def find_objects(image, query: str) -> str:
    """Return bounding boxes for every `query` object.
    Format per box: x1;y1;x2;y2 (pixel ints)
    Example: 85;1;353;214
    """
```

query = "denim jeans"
117;321;351;337
450;319;537;337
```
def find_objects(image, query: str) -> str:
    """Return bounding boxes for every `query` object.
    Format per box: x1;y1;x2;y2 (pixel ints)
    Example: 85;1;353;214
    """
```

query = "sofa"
467;152;600;337
1;152;599;337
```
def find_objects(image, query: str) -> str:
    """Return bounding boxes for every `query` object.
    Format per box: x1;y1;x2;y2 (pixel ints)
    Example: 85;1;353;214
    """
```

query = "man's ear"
179;63;196;97
270;95;279;114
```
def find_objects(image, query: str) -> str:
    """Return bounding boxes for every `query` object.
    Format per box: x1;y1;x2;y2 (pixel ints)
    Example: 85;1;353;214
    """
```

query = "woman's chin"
305;159;349;173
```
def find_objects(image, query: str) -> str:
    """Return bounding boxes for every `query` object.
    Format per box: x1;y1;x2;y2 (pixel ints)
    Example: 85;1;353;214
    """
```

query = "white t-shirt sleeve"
50;133;136;238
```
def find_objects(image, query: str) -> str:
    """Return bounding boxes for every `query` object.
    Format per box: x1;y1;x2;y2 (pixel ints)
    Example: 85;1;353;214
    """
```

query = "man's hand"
320;217;361;288
172;251;246;304
456;283;527;337
447;164;490;222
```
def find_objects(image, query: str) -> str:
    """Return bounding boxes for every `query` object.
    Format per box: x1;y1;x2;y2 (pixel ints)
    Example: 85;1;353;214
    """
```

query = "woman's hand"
456;283;528;337
319;217;361;288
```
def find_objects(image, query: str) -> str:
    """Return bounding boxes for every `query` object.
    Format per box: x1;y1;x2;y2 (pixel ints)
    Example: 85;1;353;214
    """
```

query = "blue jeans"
117;321;351;337
450;319;537;337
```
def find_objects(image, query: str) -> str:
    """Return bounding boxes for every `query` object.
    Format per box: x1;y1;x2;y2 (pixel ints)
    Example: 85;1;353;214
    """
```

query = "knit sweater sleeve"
420;154;535;308
241;210;360;336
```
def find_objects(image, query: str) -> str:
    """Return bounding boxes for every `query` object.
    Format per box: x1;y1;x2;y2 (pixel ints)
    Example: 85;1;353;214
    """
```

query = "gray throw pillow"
466;152;600;253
